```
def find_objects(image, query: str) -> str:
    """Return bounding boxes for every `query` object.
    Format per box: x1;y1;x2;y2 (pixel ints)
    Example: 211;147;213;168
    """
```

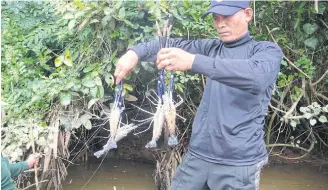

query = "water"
63;158;328;190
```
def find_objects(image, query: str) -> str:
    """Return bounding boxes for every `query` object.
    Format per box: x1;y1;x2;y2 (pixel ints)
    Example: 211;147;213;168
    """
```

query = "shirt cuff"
22;161;29;170
191;54;215;77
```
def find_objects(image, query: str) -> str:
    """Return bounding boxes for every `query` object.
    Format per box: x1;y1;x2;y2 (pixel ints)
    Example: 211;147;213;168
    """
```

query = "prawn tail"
145;139;157;148
168;134;178;146
93;139;117;158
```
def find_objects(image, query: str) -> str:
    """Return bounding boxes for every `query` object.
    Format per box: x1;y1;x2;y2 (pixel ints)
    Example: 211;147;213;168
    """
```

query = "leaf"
124;94;138;102
290;120;297;128
105;74;114;87
95;77;102;86
103;7;111;15
319;115;327;123
302;23;318;35
304;37;318;49
123;83;133;92
281;60;287;66
88;98;99;109
310;119;317;126
90;87;98;98
304;113;312;119
141;62;155;73
59;92;71;106
82;76;96;88
323;106;328;113
118;7;125;18
83;120;92;130
300;107;310;113
54;56;64;67
183;0;190;8
73;0;84;8
63;55;73;66
65;50;70;57
97;86;104;99
63;13;74;19
89;19;99;24
312;102;320;107
83;64;97;73
68;20;76;30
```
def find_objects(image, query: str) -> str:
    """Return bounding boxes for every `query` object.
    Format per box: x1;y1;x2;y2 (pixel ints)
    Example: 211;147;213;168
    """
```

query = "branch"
266;143;309;152
265;25;311;79
311;69;328;86
316;92;328;101
283;78;305;120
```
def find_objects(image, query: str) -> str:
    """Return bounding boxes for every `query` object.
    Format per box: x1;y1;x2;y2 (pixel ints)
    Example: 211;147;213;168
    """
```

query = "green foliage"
1;0;328;163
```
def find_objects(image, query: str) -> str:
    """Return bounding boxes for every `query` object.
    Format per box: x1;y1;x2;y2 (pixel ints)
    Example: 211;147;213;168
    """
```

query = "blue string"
114;81;124;111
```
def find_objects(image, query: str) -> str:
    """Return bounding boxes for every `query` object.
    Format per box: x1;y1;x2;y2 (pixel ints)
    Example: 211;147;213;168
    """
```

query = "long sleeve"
191;42;283;94
9;161;29;178
130;38;221;62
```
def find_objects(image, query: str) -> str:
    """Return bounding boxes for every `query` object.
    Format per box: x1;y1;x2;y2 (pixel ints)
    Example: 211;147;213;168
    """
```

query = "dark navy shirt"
131;32;283;166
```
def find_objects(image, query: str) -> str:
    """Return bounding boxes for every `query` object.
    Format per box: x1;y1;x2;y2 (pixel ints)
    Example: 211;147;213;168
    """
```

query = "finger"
157;50;174;65
116;70;127;84
114;64;122;77
165;65;175;71
158;48;171;55
158;59;171;69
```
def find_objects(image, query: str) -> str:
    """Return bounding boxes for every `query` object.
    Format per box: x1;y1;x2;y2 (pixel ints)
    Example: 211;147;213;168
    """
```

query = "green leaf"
88;98;99;109
281;60;287;66
63;55;73;66
82;76;96;88
105;74;114;87
55;56;64;67
59;92;71;106
95;77;102;86
68;20;76;30
319;115;327;123
97;86;104;99
79;114;92;130
123;83;133;92
118;7;125;18
323;106;328;113
304;37;318;49
103;7;111;15
90;87;98;98
73;0;84;8
303;23;318;35
183;0;190;8
89;19;99;24
83;64;97;73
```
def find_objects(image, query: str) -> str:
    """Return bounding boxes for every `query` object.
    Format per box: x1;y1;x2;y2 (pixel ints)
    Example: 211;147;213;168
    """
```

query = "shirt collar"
223;31;253;48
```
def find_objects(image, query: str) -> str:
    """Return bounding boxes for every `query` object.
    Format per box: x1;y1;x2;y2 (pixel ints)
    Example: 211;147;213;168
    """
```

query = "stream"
63;157;328;190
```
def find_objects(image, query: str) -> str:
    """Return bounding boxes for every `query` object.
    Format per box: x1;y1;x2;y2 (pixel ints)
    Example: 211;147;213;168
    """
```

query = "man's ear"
244;8;253;23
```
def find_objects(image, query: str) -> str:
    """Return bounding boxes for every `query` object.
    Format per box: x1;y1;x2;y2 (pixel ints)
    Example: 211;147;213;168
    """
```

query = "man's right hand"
114;50;139;84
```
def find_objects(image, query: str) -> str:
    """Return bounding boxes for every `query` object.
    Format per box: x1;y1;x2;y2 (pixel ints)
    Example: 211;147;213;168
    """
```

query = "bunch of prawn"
94;81;138;158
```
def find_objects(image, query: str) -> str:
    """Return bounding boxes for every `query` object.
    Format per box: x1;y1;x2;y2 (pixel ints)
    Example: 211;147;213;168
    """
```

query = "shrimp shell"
110;108;120;139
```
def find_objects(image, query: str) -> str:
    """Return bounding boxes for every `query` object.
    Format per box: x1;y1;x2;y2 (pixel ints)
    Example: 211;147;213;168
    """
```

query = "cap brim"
201;6;242;19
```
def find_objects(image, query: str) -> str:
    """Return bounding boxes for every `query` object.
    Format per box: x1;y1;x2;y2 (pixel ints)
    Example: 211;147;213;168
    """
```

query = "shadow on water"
63;157;328;190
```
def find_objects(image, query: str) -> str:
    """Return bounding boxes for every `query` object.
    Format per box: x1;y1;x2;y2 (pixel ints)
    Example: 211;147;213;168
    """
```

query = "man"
114;0;282;189
1;154;41;190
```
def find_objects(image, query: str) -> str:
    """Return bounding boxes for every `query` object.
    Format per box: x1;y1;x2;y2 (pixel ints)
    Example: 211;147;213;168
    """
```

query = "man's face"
213;8;253;42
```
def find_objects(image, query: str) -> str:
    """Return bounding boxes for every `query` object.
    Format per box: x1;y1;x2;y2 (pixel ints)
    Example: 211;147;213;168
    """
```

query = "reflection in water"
261;164;328;190
63;157;328;190
63;157;155;190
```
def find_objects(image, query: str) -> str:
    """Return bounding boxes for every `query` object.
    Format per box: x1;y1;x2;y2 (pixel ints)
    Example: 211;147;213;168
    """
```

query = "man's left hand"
156;48;196;71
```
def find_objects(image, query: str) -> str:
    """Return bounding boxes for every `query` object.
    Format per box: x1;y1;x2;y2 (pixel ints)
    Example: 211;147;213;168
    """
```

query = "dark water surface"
63;158;328;190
